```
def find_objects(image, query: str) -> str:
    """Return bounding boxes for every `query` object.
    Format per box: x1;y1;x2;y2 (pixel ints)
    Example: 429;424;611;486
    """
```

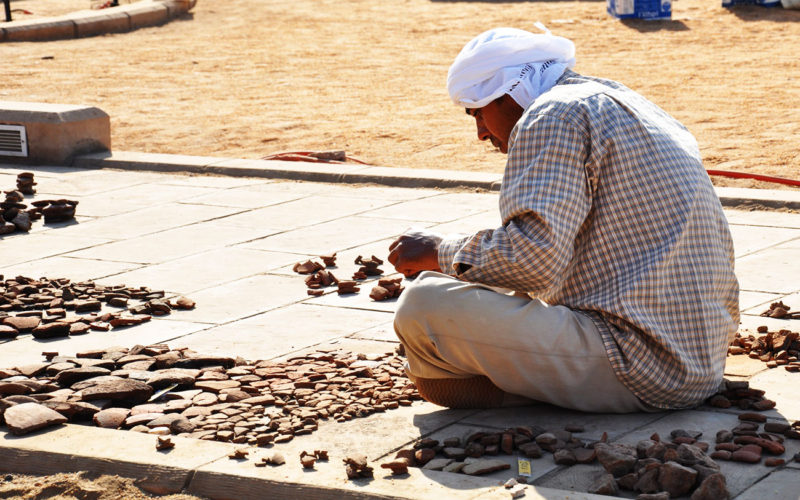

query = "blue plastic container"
607;0;672;20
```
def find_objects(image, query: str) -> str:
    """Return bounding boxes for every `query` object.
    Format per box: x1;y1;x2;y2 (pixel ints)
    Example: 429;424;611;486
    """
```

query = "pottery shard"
422;458;454;471
80;378;153;404
731;449;761;463
4;402;68;435
55;367;112;387
588;473;619;496
461;458;510;476
553;449;577;465
93;408;131;429
146;369;197;389
74;300;102;313
0;382;33;396
0;325;18;339
194;380;240;393
658;461;697;497
595;443;637;477
31;322;70;339
146;413;187;428
573;447;597;464
414;448;436;466
691;473;730;500
3;316;40;332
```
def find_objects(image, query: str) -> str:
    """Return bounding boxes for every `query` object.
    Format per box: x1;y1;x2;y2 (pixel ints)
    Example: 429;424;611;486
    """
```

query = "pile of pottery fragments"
0;172;79;235
0;344;419;446
728;324;800;371
759;301;800;320
0;275;195;341
293;253;404;301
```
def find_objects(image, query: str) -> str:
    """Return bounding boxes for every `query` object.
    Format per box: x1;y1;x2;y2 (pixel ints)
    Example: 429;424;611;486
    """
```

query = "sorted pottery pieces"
728;327;800;372
0;275;194;343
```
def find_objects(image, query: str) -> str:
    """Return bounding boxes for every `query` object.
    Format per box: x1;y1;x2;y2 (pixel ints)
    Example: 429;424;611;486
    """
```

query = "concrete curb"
71;150;800;209
0;0;195;42
0;424;605;500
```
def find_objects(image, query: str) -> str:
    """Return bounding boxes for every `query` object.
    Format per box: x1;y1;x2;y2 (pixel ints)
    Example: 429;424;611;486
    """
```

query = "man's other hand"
388;229;443;278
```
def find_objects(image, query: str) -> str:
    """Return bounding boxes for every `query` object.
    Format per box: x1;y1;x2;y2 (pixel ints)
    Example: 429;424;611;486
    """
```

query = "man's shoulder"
521;71;639;127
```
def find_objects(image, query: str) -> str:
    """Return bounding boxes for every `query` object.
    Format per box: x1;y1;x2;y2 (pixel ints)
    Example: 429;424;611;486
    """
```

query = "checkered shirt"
438;70;740;409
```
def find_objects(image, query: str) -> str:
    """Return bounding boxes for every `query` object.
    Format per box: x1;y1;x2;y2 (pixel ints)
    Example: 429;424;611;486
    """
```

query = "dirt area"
0;472;204;500
2;0;800;189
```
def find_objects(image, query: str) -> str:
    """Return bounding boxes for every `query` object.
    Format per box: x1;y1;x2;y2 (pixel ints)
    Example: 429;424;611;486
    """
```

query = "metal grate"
0;124;28;157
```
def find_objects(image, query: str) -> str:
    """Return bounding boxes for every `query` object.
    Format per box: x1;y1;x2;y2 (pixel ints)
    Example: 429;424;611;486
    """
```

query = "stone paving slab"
1;164;800;499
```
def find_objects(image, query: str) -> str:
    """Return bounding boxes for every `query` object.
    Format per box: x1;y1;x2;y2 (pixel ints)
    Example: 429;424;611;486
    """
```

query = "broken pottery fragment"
4;402;68;435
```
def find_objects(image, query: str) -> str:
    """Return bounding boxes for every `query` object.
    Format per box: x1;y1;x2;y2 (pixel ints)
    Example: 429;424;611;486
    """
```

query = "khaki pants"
394;271;654;413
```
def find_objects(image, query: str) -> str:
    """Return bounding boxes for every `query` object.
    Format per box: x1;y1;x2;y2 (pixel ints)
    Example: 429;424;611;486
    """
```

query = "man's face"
466;95;523;154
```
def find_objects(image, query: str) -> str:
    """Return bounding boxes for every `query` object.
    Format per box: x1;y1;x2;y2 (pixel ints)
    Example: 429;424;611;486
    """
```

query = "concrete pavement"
1;162;799;499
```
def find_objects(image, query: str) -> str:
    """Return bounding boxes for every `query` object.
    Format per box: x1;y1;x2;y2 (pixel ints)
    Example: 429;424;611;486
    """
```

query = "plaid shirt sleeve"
438;115;591;292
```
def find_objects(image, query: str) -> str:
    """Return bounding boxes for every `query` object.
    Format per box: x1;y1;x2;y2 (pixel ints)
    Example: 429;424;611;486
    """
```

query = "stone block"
72;10;130;38
0;101;110;165
2;19;75;42
121;2;169;30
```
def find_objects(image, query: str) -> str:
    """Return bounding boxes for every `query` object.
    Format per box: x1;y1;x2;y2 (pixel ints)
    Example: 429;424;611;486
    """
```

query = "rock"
31;322;70;339
80;378;154;405
4;402;67;435
691;473;729;500
93;408;130;429
461;458;510;475
658;461;697;497
595;443;637;477
588;473;618;496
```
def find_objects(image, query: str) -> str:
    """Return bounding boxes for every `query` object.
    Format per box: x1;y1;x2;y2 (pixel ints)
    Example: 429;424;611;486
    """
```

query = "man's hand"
388;229;443;278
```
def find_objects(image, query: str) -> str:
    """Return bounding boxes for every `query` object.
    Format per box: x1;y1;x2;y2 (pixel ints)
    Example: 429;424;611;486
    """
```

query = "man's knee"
395;271;451;330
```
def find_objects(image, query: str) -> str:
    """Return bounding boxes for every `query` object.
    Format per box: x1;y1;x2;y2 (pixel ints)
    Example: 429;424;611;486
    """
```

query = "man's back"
503;70;740;408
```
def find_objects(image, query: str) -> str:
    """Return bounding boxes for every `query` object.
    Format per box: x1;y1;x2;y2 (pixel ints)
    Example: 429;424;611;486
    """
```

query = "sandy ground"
2;0;800;189
0;472;204;500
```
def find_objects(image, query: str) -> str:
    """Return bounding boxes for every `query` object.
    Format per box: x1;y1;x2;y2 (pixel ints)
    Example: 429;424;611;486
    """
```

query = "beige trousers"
394;271;654;413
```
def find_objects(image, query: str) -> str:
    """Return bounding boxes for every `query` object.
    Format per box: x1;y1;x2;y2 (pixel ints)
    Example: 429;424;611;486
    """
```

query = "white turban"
447;25;576;110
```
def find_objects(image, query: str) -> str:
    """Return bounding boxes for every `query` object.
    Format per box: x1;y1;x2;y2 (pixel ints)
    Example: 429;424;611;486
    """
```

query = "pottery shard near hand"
4;402;68;435
80;378;154;404
461;458;511;475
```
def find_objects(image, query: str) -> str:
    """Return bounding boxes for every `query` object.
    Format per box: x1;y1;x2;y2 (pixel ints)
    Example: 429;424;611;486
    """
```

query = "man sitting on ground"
388;27;739;413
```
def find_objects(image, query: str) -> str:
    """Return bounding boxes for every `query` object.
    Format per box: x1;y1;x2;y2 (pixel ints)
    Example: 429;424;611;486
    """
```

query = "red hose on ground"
706;169;800;188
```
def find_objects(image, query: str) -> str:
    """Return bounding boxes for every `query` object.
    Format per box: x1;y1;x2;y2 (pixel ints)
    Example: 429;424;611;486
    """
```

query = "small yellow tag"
517;458;532;477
